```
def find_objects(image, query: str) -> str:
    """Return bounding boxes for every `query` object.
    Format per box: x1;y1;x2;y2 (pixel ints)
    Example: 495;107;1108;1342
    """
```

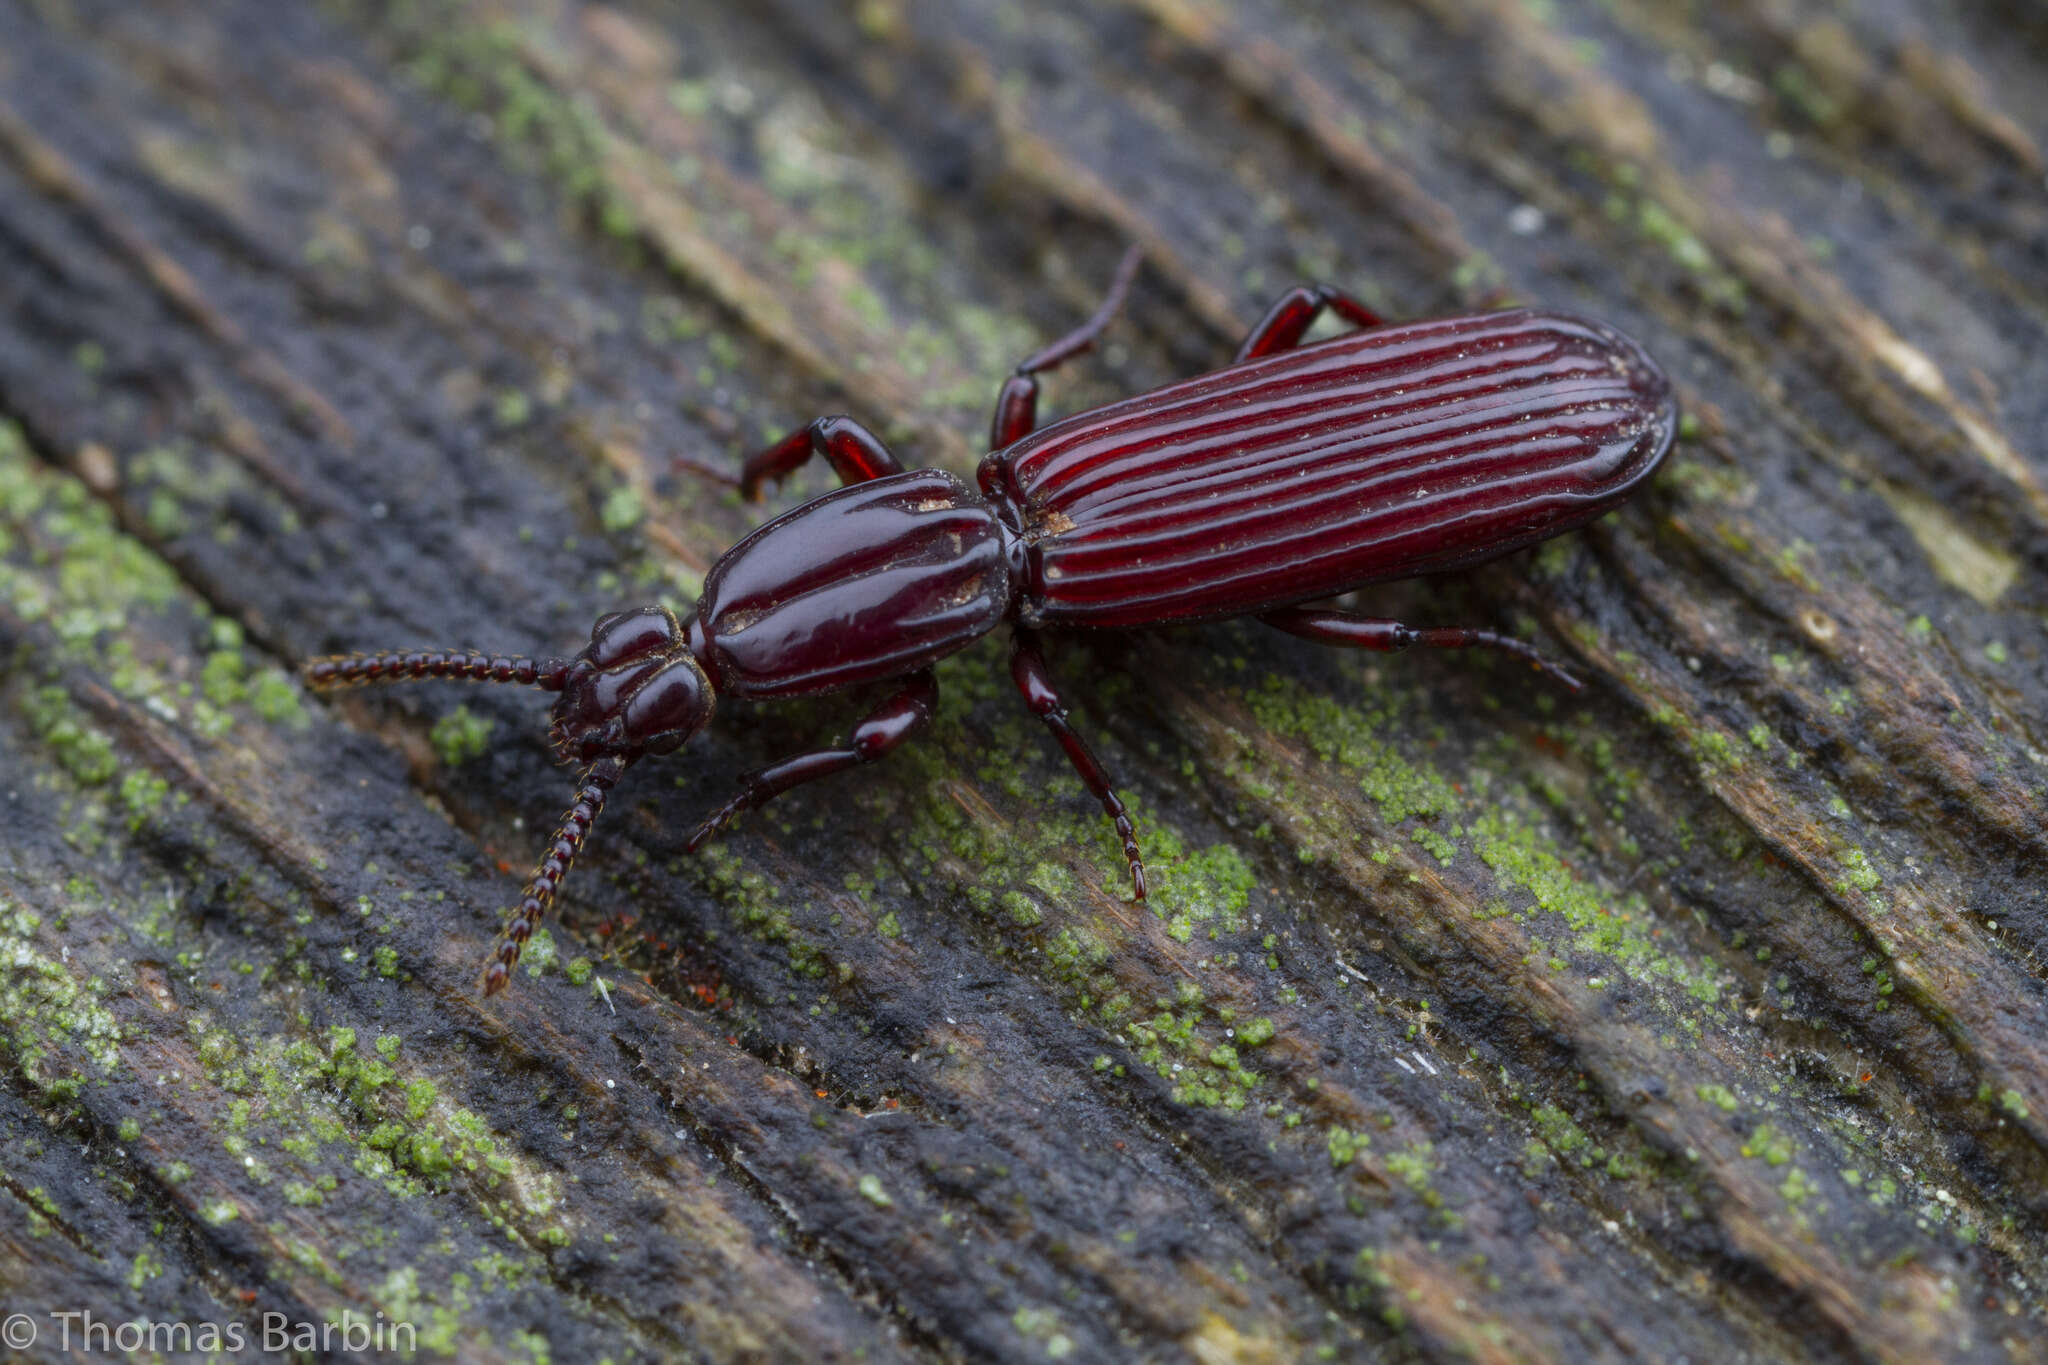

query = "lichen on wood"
1;0;2044;1360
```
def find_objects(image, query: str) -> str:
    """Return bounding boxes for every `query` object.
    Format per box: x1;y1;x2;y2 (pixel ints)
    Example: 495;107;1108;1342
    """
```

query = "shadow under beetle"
307;248;1677;995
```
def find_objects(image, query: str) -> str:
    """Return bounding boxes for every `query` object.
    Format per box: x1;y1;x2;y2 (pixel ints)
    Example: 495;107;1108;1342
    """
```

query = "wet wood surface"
1;1;2044;1360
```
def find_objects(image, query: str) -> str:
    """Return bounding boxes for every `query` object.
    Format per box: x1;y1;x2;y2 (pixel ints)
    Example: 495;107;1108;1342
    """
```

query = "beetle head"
548;606;716;765
302;604;723;997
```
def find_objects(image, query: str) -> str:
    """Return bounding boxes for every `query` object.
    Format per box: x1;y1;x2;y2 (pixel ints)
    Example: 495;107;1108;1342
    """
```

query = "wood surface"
1;1;2044;1360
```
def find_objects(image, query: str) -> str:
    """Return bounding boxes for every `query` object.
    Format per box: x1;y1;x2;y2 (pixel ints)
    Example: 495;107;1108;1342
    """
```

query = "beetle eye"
588;606;680;668
621;659;713;754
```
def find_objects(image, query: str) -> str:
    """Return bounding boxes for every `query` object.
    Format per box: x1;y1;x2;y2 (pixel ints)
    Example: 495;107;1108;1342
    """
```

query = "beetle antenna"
304;648;574;692
481;753;631;996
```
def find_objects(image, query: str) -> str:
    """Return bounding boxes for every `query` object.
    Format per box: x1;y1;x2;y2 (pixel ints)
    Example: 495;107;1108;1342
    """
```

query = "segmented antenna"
304;648;573;691
304;644;598;996
481;754;630;996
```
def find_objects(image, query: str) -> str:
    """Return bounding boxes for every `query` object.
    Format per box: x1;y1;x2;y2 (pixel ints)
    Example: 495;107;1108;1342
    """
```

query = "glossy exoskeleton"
307;249;1676;994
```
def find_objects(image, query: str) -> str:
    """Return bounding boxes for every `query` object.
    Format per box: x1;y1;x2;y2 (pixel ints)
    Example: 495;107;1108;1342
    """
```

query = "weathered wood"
1;0;2043;1360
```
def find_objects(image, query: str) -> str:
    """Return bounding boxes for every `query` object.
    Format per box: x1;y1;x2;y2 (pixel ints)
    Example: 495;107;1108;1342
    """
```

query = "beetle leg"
685;670;939;850
990;244;1145;449
735;415;904;502
1235;285;1386;362
1009;630;1147;899
1261;604;1582;690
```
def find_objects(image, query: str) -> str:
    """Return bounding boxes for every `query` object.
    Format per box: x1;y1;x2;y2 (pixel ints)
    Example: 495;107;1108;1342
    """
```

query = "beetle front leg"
1009;630;1146;898
685;670;939;850
990;245;1144;448
1235;285;1386;362
735;415;904;502
1261;605;1582;690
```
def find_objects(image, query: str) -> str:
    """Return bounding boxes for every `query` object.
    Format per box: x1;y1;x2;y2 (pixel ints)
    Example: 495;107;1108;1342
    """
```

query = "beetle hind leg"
1235;284;1386;362
990;244;1145;449
1009;630;1146;899
684;670;939;851
1262;605;1583;691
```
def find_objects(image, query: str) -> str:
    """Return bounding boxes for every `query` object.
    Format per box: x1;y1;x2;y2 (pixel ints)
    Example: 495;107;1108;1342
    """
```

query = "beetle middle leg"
685;669;939;850
1235;285;1386;362
989;244;1145;448
1009;629;1147;898
1261;604;1582;690
736;415;904;501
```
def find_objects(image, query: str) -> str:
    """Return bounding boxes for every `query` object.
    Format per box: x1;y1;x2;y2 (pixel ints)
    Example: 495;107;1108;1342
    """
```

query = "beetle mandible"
306;248;1677;994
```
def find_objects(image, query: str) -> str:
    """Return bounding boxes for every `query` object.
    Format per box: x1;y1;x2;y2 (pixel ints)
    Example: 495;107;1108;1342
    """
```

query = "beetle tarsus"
684;788;752;851
1012;243;1142;376
989;244;1143;448
1412;626;1583;692
1108;795;1147;901
1263;607;1584;692
1009;632;1145;898
670;452;743;492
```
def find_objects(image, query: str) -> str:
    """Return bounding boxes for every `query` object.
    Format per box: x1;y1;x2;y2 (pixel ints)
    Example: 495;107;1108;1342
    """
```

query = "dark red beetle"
307;250;1676;994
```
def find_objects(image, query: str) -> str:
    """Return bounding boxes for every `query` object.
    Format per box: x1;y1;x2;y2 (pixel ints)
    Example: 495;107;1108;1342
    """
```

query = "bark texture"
1;1;2045;1361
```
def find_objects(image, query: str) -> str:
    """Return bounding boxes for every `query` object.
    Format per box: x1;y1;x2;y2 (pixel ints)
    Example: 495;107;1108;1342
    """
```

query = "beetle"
306;248;1676;994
